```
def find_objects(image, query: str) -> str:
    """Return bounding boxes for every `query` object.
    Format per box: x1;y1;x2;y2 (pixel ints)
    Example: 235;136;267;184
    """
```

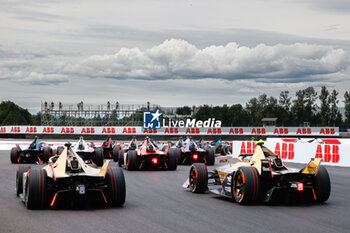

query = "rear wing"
301;158;322;174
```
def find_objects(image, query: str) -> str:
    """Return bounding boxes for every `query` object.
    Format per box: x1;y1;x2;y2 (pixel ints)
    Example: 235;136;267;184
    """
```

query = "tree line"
1;86;350;127
177;86;350;127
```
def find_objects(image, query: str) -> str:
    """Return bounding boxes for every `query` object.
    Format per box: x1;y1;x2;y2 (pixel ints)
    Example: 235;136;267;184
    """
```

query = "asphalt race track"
0;149;349;233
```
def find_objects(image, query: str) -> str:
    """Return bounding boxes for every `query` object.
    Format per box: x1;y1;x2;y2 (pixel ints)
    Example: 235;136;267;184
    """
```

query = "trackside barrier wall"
0;126;339;136
232;138;350;167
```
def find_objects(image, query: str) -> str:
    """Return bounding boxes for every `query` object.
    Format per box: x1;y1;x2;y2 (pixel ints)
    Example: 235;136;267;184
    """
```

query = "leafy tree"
319;86;330;125
328;89;342;126
0;101;33;125
176;106;192;115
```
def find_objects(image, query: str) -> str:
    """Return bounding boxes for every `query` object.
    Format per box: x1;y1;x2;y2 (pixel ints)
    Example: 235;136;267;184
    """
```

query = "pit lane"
0;149;349;233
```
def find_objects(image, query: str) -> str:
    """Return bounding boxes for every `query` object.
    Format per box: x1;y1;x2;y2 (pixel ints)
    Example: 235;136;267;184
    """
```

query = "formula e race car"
183;140;330;205
70;137;104;166
10;137;53;164
99;136;118;159
16;143;125;209
209;139;232;155
171;137;215;165
119;137;177;170
114;137;139;163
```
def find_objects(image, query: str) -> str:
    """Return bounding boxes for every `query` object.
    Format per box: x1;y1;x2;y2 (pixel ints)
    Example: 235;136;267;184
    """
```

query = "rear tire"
206;148;215;165
25;169;48;209
113;145;121;162
94;147;104;166
233;166;261;205
106;167;126;206
189;163;208;193
56;146;64;156
167;150;177;170
173;148;182;165
312;166;331;203
118;150;124;167
126;150;138;170
42;146;52;162
10;147;19;163
16;165;31;196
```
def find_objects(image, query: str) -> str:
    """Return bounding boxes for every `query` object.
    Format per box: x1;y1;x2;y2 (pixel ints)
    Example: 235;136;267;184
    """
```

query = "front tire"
233;167;261;205
312;166;331;203
106;167;126;206
10;147;19;163
25;169;48;209
189;163;208;193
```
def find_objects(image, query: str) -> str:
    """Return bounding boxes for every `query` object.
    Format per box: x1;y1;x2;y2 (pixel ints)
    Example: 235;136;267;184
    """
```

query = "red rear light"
193;154;198;160
151;158;158;164
297;183;304;191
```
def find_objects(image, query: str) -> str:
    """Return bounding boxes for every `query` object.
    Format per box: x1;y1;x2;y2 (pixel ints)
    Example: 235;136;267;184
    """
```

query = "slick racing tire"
233;167;261;205
25;169;48;209
56;146;64;156
189;163;208;193
16;165;31;196
312;166;331;203
172;148;182;165
113;145;121;162
94;147;104;166
42;146;53;163
106;167;126;207
10;147;19;163
126;150;138;171
118;150;124;167
167;149;177;170
206;148;215;165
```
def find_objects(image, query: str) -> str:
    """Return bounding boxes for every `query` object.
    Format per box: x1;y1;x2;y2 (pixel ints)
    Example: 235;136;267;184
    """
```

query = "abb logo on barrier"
315;145;339;163
144;129;157;134
207;128;221;134
102;128;115;134
240;141;257;154
229;128;244;134
42;127;54;133
274;143;294;160
61;128;75;133
186;128;200;134
273;128;288;135
296;128;311;134
123;128;136;134
81;128;95;134
0;127;6;133
251;128;266;134
11;127;20;133
164;128;178;134
26;127;37;133
320;128;336;135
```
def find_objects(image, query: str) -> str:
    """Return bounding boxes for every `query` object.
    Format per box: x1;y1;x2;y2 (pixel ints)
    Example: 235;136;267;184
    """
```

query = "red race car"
119;137;177;170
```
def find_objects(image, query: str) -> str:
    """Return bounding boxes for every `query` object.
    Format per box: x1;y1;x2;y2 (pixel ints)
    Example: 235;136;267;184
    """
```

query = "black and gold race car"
183;140;330;204
16;143;125;209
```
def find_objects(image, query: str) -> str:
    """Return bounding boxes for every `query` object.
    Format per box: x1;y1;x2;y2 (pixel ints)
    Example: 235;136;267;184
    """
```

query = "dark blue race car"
10;137;53;164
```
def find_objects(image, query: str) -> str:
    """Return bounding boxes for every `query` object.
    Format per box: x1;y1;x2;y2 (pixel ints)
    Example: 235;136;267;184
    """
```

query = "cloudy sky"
1;0;350;113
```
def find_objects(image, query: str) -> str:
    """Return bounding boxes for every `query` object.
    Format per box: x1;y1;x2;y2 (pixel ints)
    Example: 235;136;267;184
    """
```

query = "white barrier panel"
232;138;350;167
0;126;339;136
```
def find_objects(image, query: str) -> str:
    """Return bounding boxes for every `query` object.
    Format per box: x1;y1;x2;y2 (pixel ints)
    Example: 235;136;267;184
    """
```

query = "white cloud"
64;39;349;82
